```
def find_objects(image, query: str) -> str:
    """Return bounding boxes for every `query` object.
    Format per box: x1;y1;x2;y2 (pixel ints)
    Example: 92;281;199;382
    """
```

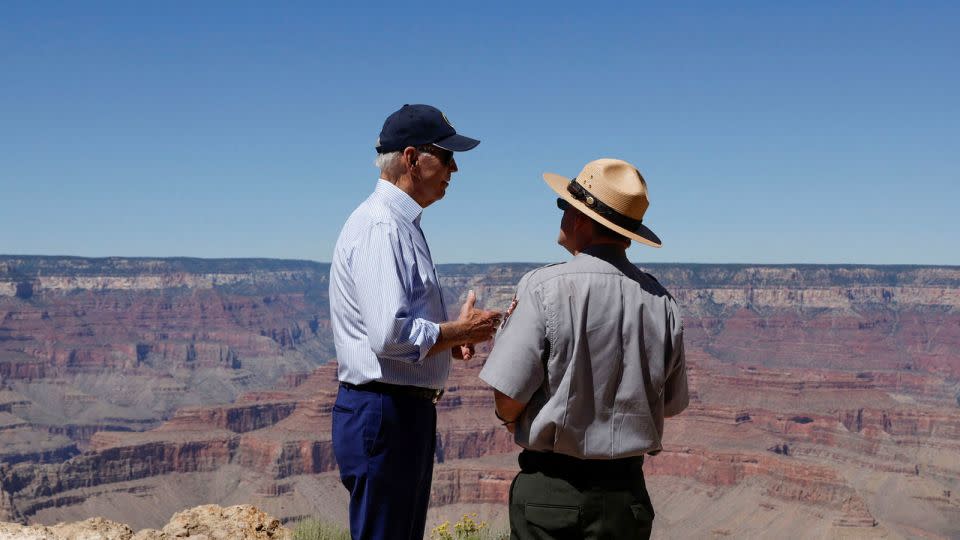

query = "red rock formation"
430;465;516;506
2;259;959;537
644;447;877;526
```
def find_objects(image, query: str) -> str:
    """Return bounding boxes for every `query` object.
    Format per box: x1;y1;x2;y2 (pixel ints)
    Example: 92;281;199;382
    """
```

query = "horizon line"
1;254;959;269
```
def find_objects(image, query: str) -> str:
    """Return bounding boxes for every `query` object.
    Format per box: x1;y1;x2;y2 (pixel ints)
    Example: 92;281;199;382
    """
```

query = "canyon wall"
1;257;959;538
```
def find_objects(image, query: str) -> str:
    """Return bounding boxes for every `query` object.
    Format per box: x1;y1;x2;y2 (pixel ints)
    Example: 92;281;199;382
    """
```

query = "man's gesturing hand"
431;290;502;359
457;290;502;343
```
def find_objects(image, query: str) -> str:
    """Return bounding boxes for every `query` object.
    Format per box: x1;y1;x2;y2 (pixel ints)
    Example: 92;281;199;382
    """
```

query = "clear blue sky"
2;1;957;264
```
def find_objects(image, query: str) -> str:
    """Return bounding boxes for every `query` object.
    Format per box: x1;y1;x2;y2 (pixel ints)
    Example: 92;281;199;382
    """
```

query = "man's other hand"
452;343;475;361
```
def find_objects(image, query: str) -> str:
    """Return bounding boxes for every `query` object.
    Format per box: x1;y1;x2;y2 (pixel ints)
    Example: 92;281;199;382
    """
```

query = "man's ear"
402;146;418;168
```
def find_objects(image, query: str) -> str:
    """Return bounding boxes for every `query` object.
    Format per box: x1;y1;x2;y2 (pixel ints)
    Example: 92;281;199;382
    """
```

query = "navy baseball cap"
376;104;480;154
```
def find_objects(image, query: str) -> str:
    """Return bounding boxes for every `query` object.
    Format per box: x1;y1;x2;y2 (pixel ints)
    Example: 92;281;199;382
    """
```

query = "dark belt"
519;450;644;485
340;381;444;404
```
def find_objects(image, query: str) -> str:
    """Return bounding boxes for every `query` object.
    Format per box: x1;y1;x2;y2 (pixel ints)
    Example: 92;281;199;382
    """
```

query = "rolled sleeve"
480;276;546;404
350;223;440;364
412;319;441;362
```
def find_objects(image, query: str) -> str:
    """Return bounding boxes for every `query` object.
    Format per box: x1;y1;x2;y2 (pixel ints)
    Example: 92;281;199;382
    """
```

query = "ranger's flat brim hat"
544;158;662;248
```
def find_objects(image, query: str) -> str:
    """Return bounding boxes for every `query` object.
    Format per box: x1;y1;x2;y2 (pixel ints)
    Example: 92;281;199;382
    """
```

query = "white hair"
374;151;403;176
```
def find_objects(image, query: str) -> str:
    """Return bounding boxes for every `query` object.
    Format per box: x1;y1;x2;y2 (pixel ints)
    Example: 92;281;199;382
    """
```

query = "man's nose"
449;157;458;172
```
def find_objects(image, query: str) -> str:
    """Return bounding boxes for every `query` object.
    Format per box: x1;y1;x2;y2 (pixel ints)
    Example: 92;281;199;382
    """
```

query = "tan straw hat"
544;158;662;248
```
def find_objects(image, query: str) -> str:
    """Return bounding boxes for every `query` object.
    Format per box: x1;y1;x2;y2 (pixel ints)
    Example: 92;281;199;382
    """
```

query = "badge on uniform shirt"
497;295;519;334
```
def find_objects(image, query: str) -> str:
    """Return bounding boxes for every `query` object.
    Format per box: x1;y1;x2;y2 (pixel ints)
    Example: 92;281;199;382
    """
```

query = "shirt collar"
375;179;423;223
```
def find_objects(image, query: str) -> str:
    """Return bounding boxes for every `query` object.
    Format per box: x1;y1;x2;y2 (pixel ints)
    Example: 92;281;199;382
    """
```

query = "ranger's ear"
575;210;593;231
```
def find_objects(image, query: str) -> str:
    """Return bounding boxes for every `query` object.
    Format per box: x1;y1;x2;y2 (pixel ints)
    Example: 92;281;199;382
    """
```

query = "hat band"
567;181;643;231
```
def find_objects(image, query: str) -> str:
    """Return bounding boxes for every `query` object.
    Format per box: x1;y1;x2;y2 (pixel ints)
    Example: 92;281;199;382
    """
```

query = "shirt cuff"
414;319;441;363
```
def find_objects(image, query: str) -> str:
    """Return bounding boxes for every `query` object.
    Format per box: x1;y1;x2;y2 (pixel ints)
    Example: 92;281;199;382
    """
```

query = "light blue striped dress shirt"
329;179;451;390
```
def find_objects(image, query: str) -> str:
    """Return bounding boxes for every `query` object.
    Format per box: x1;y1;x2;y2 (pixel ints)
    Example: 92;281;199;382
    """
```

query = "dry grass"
291;518;350;540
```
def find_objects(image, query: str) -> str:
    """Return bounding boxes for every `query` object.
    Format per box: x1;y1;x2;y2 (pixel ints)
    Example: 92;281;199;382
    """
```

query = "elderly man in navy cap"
329;104;503;539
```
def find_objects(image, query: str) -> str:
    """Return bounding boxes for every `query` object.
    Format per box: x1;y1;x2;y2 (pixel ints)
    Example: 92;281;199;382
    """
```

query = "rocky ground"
0;504;290;539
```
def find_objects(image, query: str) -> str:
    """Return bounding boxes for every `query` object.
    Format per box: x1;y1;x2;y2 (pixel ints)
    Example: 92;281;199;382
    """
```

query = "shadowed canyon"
1;256;958;538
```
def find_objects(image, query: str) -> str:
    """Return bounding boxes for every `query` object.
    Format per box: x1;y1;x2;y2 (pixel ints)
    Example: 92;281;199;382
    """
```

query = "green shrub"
430;513;509;540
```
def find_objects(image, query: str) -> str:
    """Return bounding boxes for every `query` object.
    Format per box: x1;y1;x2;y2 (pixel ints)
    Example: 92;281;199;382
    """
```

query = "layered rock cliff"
1;257;959;538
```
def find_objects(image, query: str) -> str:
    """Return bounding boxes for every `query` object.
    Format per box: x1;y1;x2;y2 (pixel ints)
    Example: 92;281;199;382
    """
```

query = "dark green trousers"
509;450;654;540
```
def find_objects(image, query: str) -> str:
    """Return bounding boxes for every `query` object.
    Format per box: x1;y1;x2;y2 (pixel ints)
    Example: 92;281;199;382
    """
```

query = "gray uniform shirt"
479;245;689;459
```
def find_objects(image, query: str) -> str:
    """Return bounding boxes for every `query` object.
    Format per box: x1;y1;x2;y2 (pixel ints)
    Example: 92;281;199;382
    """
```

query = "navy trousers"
332;384;437;540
